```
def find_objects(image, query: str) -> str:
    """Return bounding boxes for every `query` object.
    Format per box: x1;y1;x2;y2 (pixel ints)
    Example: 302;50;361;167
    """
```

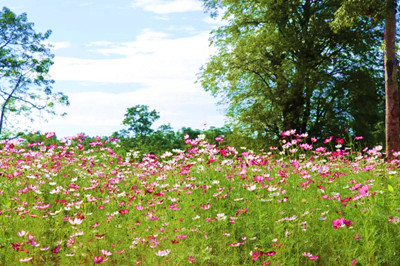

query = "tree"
118;105;160;139
0;7;69;135
331;0;399;157
200;0;384;145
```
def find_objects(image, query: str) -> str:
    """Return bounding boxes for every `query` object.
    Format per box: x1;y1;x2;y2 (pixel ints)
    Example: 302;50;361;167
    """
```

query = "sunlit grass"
0;131;399;265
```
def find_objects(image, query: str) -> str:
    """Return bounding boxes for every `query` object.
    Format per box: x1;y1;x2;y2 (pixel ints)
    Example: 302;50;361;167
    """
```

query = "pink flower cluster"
332;217;354;229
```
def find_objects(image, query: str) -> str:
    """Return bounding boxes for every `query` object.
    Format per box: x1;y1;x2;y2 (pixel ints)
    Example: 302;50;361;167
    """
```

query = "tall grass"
0;131;399;265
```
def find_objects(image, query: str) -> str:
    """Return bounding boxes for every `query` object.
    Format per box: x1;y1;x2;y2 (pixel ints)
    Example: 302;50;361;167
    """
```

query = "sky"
2;0;227;137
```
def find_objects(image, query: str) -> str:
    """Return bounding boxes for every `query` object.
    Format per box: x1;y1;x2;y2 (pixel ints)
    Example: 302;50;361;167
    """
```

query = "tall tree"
0;7;69;135
331;0;399;157
118;105;160;139
200;0;383;145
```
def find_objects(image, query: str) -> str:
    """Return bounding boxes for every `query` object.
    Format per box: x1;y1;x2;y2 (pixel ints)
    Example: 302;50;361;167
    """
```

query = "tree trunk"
384;0;400;157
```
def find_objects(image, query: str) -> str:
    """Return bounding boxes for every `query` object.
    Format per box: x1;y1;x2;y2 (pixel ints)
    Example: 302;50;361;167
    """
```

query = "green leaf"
388;185;394;193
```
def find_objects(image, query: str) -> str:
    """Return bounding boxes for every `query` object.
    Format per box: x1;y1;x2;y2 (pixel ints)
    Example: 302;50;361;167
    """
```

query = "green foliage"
117;105;160;139
330;0;386;30
0;7;69;135
111;105;240;156
200;0;384;146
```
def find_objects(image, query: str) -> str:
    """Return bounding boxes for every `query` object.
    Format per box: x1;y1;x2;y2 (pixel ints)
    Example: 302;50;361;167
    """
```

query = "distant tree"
118;105;160;140
0;7;69;135
331;0;399;156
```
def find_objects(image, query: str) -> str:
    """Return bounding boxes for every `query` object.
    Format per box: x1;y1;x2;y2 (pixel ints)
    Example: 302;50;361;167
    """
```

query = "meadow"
0;130;399;265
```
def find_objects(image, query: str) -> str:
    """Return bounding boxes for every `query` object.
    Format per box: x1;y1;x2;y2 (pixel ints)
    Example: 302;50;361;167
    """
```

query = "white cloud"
36;86;225;137
50;29;215;84
166;25;196;32
42;28;225;136
48;41;71;50
131;0;203;14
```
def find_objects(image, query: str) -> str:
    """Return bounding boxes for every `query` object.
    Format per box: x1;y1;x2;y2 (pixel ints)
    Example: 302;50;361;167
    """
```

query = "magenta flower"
303;252;319;260
169;203;180;210
215;136;224;143
264;251;276;256
332;217;345;229
332;217;354;229
200;203;212;210
358;185;370;196
324;136;333;143
94;256;104;264
188;256;196;263
51;245;60;254
45;132;55;139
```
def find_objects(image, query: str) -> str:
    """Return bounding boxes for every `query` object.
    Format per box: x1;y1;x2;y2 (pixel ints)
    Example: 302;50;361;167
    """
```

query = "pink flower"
176;235;187;239
67;237;75;247
352;259;358;265
358;185;370;196
17;230;27;237
281;129;296;137
324;136;333;143
101;249;112;256
229;241;246;247
45;132;56;139
349;183;362;191
169;203;180;211
336;138;344;144
200;203;212;210
94;256;104;264
332;217;345;229
303;252;318;260
332;217;354;229
51;245;60;254
69;216;84;225
215;136;224;143
264;251;276;256
188;256;196;263
19;257;33;262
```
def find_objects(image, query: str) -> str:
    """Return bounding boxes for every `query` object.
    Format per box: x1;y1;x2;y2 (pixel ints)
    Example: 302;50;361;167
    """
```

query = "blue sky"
2;0;226;137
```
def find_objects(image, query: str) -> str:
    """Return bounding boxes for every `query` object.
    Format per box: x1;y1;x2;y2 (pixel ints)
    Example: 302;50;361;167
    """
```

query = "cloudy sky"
2;0;226;137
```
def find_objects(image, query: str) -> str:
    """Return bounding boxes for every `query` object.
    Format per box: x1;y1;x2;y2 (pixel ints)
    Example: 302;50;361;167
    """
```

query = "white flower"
155;249;170;256
247;184;256;191
216;213;227;220
69;217;83;225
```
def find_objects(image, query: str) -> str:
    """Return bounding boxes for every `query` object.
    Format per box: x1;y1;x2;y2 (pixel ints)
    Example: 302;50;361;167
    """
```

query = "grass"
0;131;399;265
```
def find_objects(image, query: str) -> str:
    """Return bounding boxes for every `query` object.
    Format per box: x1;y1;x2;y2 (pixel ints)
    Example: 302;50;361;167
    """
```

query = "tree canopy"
115;105;160;139
331;0;399;156
199;0;385;146
0;7;69;135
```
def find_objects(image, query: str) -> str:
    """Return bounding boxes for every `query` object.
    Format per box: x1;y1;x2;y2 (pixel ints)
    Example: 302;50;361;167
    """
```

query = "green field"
0;132;399;265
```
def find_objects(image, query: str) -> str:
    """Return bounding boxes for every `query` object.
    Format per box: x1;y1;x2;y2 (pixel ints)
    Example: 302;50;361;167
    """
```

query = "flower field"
0;131;399;265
